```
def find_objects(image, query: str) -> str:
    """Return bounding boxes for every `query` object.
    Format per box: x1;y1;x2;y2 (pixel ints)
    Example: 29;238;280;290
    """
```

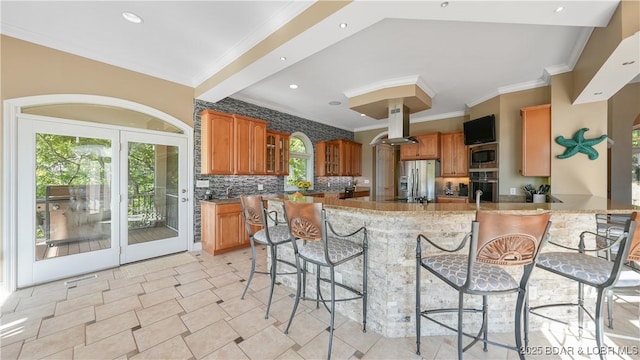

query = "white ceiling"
2;0;631;132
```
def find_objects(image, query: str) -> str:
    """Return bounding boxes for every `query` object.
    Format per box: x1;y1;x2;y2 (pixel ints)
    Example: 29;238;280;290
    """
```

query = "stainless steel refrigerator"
398;160;437;202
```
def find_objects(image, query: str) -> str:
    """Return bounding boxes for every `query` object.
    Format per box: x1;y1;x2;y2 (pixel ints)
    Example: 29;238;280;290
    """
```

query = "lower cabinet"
201;201;255;255
436;196;469;203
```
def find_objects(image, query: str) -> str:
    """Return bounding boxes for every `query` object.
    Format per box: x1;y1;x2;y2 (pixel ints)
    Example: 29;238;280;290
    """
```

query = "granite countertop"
264;194;639;214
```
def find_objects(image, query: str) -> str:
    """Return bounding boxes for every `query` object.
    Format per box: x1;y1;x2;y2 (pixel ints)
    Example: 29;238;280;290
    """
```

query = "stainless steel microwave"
469;143;498;170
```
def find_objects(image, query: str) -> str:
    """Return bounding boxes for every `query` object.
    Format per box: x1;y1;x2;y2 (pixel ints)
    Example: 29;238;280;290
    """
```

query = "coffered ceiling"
2;1;634;132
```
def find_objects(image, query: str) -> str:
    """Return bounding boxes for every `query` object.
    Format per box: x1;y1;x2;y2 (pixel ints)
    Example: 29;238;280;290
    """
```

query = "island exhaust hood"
377;101;416;145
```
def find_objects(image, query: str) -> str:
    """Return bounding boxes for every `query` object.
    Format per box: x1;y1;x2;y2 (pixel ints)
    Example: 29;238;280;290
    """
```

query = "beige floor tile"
176;278;214;298
136;299;184;327
209;271;244;288
175;269;209;285
214;282;253;302
238;325;295;360
219;294;262;318
277;312;328;347
362;336;424;360
39;306;95;337
133;315;188;352
74;329;137;360
264;294;305;323
202;341;250;360
141;275;179;293
1;296;20;314
305;303;350;329
252;283;293;306
178;289;221;313
204;263;237;277
54;291;103;316
1;301;55;325
15;288;66;312
139;286;181;308
174;261;206;275
86;310;139;344
95;295;142;321
103;283;144;304
180;301;229;333
19;324;85;359
275;348;305;360
130;335;193;360
0;317;42;346
108;275;145;290
66;279;109;299
184;320;240;359
142;268;178;282
295;329;356;360
0;340;23;360
228;306;277;339
334;319;381;353
41;347;74;359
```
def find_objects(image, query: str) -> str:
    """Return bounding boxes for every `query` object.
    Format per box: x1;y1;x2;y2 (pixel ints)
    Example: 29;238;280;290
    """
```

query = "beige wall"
551;72;608;196
1;35;195;283
609;82;640;203
497;87;551;195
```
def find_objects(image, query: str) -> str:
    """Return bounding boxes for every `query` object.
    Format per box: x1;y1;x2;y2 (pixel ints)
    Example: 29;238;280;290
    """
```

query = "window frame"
285;132;314;191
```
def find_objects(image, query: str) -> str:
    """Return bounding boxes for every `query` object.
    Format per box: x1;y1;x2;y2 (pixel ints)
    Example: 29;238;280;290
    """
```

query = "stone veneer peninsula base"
265;195;637;338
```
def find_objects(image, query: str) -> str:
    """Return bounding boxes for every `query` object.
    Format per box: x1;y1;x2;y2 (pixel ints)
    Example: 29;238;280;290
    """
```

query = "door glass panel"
35;134;112;261
127;142;179;245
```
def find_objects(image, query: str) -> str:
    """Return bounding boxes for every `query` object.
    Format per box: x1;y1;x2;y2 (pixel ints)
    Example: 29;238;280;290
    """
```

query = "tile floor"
1;246;638;360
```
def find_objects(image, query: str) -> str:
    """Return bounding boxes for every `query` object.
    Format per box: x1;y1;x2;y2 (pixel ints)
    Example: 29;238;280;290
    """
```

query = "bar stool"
416;211;552;360
282;200;367;360
527;212;639;358
239;195;296;319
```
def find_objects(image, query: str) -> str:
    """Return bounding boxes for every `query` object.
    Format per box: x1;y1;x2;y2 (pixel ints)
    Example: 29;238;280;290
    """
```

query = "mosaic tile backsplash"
193;97;356;243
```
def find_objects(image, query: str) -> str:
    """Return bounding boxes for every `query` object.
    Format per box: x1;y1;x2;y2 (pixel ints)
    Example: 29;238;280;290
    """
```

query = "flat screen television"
463;114;496;145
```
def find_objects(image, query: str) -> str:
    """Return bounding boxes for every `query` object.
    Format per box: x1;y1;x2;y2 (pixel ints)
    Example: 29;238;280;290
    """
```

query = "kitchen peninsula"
262;194;637;338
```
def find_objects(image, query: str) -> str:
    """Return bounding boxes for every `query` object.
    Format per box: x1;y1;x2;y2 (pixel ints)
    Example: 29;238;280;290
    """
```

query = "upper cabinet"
201;110;235;175
400;132;441;160
441;132;468;177
316;139;362;176
520;104;551;177
200;110;269;175
266;131;290;175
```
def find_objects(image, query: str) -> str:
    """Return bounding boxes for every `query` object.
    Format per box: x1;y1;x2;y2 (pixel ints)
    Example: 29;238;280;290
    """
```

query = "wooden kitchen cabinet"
200;110;267;175
400;132;441;160
201;201;265;255
441;132;468;177
437;196;469;203
521;104;551;176
316;139;363;176
234;115;267;175
266;130;290;175
200;110;235;175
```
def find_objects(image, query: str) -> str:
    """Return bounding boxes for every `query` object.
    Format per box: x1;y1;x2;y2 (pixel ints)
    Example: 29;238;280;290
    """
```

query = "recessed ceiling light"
554;6;564;13
339;23;348;29
622;61;636;66
289;84;298;89
280;56;287;61
360;113;366;117
593;92;603;95
328;101;341;106
122;11;143;24
441;2;449;8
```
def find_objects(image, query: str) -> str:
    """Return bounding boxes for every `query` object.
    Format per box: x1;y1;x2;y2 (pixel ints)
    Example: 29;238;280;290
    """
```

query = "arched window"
285;132;314;191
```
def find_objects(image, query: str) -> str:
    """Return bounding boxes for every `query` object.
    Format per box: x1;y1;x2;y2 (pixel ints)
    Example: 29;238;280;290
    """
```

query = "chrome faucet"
475;190;483;208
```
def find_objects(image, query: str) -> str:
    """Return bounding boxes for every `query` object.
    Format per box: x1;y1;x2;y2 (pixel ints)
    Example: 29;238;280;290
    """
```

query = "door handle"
181;198;188;202
181;189;187;193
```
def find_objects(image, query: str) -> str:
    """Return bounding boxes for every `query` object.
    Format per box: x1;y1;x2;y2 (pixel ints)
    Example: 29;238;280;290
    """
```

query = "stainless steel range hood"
378;101;417;145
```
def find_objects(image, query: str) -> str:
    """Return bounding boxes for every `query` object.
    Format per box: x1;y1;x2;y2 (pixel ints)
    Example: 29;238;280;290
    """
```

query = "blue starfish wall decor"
555;128;607;160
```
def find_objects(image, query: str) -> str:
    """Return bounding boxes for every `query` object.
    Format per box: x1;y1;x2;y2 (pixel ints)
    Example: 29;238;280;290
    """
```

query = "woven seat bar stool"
416;211;552;360
526;212;639;359
239;195;296;319
282;200;367;360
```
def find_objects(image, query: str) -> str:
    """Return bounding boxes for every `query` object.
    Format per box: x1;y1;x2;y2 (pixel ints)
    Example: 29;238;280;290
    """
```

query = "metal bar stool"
282;200;367;360
416;211;552;360
527;212;639;359
239;195;296;319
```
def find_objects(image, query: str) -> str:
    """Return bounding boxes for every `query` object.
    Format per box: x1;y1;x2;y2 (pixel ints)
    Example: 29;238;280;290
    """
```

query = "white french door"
16;116;189;287
119;131;188;263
